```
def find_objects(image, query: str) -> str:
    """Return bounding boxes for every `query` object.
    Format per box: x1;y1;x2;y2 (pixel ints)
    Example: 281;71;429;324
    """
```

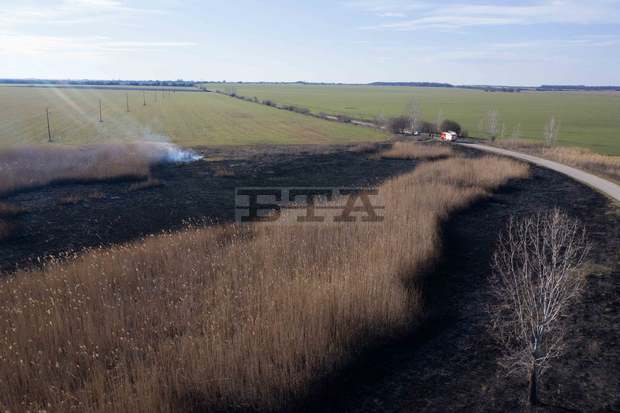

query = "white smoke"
139;128;203;164
155;143;203;163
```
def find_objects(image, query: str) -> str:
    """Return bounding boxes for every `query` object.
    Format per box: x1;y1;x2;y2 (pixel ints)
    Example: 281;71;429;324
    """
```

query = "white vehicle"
439;131;458;142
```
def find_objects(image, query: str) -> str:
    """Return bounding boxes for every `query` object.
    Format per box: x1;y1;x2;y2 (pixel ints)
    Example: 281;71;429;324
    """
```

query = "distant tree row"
537;85;620;91
0;79;196;87
370;82;454;88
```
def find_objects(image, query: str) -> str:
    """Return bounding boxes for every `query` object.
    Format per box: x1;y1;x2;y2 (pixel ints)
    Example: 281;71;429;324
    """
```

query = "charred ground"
0;143;617;412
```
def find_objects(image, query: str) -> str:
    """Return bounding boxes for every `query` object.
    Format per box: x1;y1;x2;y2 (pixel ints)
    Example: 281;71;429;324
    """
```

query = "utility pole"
46;108;52;142
99;99;103;122
126;93;130;112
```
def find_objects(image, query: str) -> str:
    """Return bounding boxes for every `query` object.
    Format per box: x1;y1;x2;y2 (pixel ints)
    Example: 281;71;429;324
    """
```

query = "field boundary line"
458;143;620;203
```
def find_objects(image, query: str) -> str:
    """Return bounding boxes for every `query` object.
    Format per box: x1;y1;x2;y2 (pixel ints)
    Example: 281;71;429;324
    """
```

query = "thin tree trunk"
529;363;538;407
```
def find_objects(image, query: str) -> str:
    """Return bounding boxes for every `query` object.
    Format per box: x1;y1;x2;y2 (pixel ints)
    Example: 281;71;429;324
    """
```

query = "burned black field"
0;143;407;273
0;143;618;412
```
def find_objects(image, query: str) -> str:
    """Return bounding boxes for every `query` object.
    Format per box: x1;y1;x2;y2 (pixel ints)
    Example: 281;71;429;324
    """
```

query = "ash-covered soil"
0;143;618;412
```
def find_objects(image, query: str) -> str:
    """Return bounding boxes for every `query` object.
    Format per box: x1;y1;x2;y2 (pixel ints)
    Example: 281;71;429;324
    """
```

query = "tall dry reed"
0;143;180;196
493;139;620;181
381;141;453;160
0;155;529;412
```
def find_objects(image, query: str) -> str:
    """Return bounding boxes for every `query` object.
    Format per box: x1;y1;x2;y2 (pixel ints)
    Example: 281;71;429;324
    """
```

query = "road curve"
457;143;620;203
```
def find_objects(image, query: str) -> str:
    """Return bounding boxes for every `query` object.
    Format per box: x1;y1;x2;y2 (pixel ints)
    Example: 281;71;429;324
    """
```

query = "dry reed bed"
493;139;620;182
0;155;529;412
0;143;179;196
381;142;453;160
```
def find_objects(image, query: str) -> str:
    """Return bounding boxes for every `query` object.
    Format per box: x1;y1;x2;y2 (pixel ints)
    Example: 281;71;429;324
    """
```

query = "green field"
204;83;620;155
0;86;386;147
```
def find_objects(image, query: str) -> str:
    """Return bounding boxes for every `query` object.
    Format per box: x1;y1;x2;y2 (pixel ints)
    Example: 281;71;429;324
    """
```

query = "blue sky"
1;0;619;85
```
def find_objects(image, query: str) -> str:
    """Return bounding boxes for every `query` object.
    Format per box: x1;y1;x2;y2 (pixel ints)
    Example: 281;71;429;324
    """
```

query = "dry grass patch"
0;143;186;196
0;202;27;218
128;177;163;192
0;156;529;412
88;191;106;200
348;142;382;154
543;147;620;182
211;164;236;177
381;142;453;160
494;139;620;182
58;192;108;205
58;194;86;205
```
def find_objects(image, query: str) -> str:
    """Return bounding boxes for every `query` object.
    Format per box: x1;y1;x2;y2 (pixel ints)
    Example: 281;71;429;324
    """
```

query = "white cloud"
355;0;620;30
378;12;407;17
0;1;193;59
0;33;197;56
400;35;620;65
342;0;430;16
0;0;162;28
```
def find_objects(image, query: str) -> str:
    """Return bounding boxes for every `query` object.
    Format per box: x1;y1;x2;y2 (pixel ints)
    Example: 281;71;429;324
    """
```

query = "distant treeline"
460;85;525;93
367;83;620;92
370;82;454;88
536;85;620;91
0;79;197;87
369;83;526;92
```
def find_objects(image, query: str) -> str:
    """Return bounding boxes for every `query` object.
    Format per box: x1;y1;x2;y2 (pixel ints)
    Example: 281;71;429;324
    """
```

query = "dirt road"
458;142;620;203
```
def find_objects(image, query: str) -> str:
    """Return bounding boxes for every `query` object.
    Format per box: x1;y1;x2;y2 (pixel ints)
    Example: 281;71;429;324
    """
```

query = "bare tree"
544;116;560;146
388;115;409;134
511;123;522;140
375;111;387;129
484;110;500;139
435;109;444;130
406;98;422;133
489;209;589;407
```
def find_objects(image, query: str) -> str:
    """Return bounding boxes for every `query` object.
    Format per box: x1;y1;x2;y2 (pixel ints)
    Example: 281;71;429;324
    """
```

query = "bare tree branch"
544;116;560;146
489;209;589;406
406;98;422;133
484;110;500;139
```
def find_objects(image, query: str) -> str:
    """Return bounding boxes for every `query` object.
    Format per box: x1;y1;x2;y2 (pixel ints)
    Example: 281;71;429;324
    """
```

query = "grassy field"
0;86;386;147
204;84;620;155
